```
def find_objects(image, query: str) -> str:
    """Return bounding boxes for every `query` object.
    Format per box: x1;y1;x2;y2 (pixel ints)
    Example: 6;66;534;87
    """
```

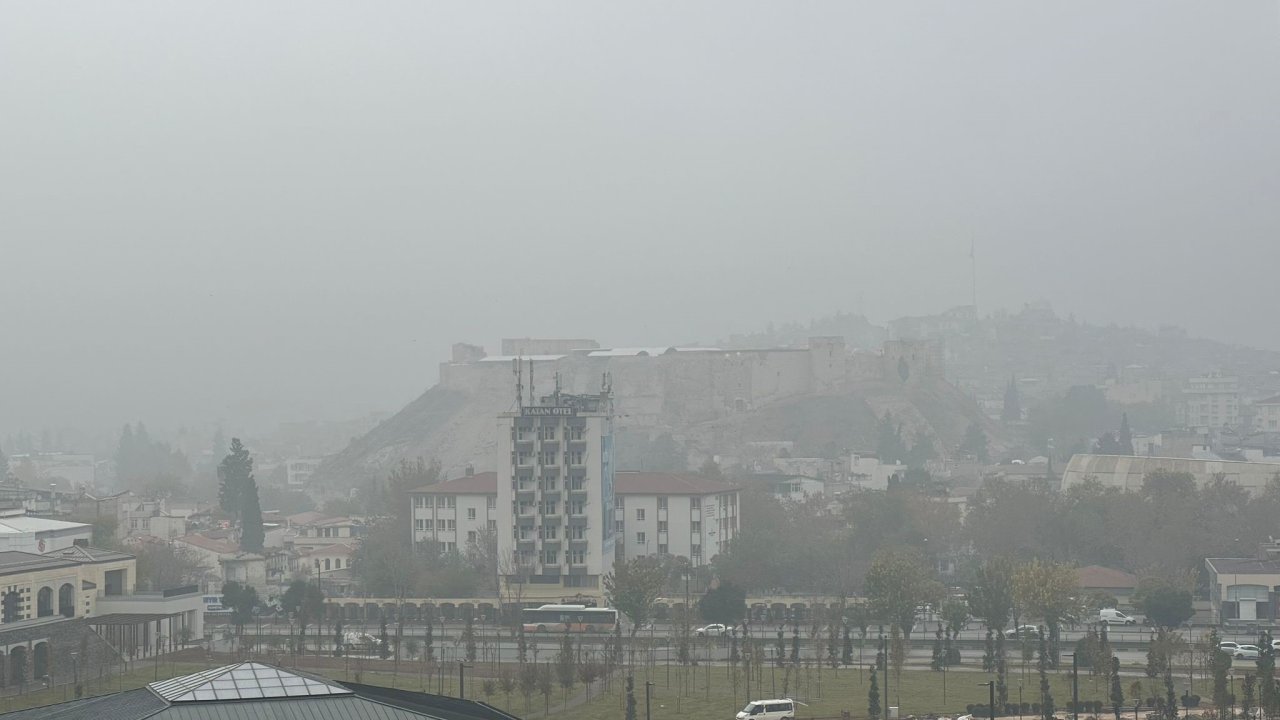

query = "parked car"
1219;641;1240;654
737;698;797;720
1098;609;1137;626
1235;644;1261;660
695;623;736;637
1005;624;1040;639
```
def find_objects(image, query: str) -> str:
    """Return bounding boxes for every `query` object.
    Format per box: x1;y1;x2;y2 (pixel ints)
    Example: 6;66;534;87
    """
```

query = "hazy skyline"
3;2;1279;438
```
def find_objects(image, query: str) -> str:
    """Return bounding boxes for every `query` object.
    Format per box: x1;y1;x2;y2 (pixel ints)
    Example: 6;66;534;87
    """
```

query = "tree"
133;542;204;591
1014;559;1080;666
220;581;258;638
865;546;942;641
1110;656;1124;720
218;438;252;515
1119;413;1135;455
555;632;576;708
379;617;391;660
1242;674;1257;720
1038;627;1055;720
959;422;990;463
1137;586;1195;629
698;582;747;626
281;580;325;651
463;612;477;663
239;475;265;552
1210;629;1231;719
1258;631;1276;720
625;674;638;720
941;597;969;634
1003;376;1023;423
869;666;881;720
603;556;667;637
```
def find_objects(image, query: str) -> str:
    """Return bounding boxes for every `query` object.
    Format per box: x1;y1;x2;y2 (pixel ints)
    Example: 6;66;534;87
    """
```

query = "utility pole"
881;635;890;720
1070;653;1079;720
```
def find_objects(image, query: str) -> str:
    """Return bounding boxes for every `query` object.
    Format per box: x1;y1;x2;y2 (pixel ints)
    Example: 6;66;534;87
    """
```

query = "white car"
737;699;796;720
1005;624;1040;639
695;623;736;637
1235;644;1261;660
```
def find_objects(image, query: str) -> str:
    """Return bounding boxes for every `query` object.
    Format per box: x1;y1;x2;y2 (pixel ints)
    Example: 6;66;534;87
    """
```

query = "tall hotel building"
496;384;615;603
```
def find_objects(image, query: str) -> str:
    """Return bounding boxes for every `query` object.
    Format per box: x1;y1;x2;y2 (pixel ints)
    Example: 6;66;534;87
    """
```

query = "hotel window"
658;521;668;532
690;497;701;510
657;497;668;510
467;508;476;520
487;496;496;508
636;509;645;521
543;550;559;565
636;532;646;545
569;550;585;564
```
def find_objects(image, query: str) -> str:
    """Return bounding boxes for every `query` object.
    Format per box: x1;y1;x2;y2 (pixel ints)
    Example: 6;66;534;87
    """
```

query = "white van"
1098;608;1136;625
737;699;796;720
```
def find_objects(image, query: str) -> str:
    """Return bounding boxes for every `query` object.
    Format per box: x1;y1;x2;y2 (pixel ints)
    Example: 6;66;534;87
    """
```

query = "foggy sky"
3;2;1279;440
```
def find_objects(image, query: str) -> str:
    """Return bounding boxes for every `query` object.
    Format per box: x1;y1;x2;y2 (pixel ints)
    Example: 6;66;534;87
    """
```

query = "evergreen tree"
425;617;434;661
1242;674;1256;720
1164;663;1178;720
1110;656;1124;720
463;612;477;662
1259;631;1276;719
1210;630;1230;720
556;632;576;707
932;624;944;671
1119;413;1135;455
869;666;882;720
1038;628;1054;720
776;627;786;665
842;626;853;666
996;630;1009;707
334;618;344;657
960;423;990;463
1003;375;1022;422
625;675;637;720
239;475;265;552
984;628;995;671
379;617;391;660
791;623;800;663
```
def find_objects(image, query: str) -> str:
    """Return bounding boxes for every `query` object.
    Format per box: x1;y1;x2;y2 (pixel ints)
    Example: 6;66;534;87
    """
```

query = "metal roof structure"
3;662;523;720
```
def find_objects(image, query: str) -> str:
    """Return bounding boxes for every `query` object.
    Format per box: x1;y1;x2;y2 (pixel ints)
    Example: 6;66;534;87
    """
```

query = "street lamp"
645;680;654;720
981;680;996;720
459;661;472;699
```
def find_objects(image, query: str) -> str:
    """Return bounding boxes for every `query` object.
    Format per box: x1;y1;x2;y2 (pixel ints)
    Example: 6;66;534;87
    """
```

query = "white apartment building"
409;471;499;553
613;472;739;567
496;391;615;601
1184;372;1240;430
1255;395;1280;433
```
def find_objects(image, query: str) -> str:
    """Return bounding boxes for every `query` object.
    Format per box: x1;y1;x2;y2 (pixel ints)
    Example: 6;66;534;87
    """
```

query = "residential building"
1183;372;1240;431
613;471;739;567
3;661;522;720
1256;395;1280;433
285;457;323;489
284;512;362;553
410;471;499;554
496;389;615;601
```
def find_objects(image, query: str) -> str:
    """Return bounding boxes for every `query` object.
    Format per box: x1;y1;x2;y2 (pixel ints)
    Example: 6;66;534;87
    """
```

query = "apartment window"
467;508;477;520
447;497;456;508
658;544;668;555
436;496;446;508
334;558;342;569
468;530;477;543
568;476;585;491
487;496;496;508
615;496;625;509
413;496;424;508
569;550;586;565
636;532;646;545
615;520;625;532
542;501;559;515
488;519;497;531
543;550;559;565
424;519;434;531
568;501;585;515
657;497;668;510
415;519;426;531
636;508;645;521
658;521;668;533
540;450;557;465
446;519;457;531
542;478;558;491
540;524;558;540
567;451;584;465
444;542;456;553
690;497;701;510
691;521;701;534
569;525;585;540
691;545;702;558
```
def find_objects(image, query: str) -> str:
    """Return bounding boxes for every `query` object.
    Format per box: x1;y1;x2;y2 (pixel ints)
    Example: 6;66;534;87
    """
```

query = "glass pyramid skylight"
148;662;354;702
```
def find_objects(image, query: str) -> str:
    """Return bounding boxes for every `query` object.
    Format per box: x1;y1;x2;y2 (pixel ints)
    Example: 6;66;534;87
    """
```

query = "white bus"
521;604;619;633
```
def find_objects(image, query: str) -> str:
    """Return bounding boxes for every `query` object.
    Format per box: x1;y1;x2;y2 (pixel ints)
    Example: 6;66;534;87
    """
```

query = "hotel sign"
522;406;576;417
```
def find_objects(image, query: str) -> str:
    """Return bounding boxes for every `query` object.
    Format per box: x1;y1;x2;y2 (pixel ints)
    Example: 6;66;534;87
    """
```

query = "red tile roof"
1077;564;1139;589
411;471;498;495
614;471;739;496
175;534;239;554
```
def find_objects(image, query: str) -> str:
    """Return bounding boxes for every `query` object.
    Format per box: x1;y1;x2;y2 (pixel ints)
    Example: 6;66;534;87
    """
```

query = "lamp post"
981;680;996;720
645;680;654;720
154;635;166;680
459;661;472;699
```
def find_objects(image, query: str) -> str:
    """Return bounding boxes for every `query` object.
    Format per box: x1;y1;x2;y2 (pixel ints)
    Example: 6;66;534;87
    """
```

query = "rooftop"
411;472;498;495
3;661;523;720
174;534;239;554
0;515;90;534
0;550;80;575
45;544;135;564
614;471;739;496
1076;564;1139;589
1206;558;1280;575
